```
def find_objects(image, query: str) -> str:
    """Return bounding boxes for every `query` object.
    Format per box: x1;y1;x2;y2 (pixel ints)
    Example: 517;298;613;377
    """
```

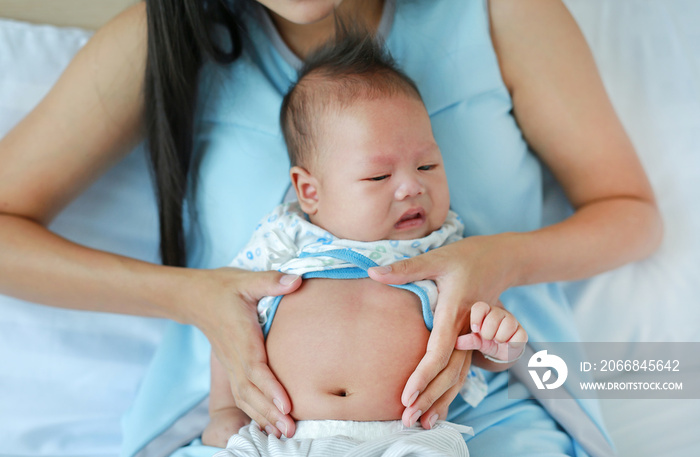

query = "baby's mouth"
394;209;426;230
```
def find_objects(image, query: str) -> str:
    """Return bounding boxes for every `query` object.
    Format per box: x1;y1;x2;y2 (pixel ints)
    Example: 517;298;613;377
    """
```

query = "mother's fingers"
419;351;472;430
367;251;442;285
226;322;296;437
207;269;301;437
401;319;457;407
220;335;296;438
402;348;471;428
232;365;296;438
401;284;467;407
238;269;302;303
241;333;292;416
455;332;483;351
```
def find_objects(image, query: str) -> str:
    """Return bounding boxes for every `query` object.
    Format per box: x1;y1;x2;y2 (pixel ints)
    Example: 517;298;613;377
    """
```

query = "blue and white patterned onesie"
229;201;487;407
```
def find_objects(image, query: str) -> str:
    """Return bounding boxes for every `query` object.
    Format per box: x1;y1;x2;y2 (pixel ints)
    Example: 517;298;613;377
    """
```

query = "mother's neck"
268;0;385;59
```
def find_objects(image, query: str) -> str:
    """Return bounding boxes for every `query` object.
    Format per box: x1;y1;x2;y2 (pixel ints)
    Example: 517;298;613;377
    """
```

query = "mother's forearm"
0;213;190;322
504;196;663;288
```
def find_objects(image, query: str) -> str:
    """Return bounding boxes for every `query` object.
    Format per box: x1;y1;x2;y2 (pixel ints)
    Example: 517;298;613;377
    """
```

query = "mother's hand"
184;267;301;438
368;233;515;429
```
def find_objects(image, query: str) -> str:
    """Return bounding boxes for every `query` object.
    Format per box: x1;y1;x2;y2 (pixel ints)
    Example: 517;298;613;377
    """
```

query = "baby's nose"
394;176;424;200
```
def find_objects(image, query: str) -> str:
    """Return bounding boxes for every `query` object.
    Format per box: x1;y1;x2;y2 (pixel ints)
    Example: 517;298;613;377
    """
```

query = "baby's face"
302;95;450;241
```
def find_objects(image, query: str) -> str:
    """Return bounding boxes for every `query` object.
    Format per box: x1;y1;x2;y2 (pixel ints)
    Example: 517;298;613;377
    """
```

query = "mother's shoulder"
487;0;582;92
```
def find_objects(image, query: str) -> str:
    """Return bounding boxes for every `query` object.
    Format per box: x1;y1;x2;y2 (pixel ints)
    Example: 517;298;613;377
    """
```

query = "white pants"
213;420;472;457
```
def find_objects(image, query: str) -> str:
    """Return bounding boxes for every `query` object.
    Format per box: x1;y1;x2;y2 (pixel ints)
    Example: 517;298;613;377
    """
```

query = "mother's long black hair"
144;0;244;266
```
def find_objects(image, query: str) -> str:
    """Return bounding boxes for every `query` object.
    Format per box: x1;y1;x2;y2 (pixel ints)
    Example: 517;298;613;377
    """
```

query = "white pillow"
0;19;166;456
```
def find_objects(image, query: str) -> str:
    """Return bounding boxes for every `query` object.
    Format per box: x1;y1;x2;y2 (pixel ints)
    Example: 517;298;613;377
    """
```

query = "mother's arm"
0;3;299;438
493;0;662;280
369;0;662;429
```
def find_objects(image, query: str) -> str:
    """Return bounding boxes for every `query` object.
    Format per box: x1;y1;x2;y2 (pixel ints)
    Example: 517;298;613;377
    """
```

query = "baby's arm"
455;301;527;372
202;353;251;447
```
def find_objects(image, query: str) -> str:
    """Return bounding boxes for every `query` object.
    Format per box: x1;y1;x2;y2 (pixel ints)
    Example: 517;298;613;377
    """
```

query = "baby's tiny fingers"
509;326;528;344
468;301;490;332
477;338;501;359
494;316;520;343
478;309;505;341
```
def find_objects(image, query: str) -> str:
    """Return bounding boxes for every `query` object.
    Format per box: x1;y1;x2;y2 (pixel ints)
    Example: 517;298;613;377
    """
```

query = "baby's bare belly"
265;278;429;421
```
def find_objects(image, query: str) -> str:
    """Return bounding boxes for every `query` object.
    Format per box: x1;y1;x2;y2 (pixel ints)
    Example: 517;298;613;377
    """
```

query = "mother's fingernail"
372;266;392;275
428;413;439;429
273;398;285;414
264;425;275;435
280;274;299;286
409;410;422;427
405;390;419;407
276;421;288;437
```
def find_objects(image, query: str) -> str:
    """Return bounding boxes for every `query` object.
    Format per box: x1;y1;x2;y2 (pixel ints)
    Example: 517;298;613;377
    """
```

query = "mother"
0;0;661;456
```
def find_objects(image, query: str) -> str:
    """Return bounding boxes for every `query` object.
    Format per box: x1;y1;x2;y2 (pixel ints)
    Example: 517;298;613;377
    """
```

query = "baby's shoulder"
253;202;305;229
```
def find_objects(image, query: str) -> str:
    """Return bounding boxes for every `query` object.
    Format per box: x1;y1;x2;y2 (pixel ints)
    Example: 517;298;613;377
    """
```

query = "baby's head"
281;34;449;241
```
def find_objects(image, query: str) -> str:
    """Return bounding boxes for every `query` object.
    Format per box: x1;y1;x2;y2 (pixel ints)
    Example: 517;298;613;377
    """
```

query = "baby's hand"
454;301;527;363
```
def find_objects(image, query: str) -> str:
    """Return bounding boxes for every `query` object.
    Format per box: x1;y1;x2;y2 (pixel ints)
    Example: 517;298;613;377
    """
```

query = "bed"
0;1;698;456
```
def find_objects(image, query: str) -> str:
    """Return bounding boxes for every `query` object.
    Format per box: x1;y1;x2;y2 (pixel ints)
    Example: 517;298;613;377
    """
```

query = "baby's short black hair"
280;31;423;168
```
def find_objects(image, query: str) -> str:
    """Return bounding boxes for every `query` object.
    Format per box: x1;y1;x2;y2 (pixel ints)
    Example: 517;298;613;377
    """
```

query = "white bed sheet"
1;1;699;455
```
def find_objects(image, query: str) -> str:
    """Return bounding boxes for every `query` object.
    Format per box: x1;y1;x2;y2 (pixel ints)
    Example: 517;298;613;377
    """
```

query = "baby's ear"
290;166;319;215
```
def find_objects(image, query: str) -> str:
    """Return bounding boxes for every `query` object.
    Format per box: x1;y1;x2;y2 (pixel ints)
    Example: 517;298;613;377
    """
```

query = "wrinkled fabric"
213;420;472;457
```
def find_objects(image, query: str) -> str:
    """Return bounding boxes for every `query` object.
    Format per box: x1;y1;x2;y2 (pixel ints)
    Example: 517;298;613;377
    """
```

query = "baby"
205;34;527;455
